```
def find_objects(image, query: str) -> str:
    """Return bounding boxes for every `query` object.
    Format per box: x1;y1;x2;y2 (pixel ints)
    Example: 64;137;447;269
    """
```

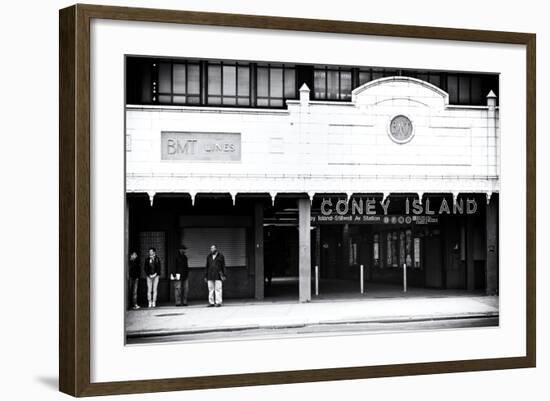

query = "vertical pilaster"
299;83;310;109
298;198;311;302
342;223;350;277
124;197;129;310
315;226;321;271
254;201;264;300
487;91;498;177
466;215;475;291
486;194;499;295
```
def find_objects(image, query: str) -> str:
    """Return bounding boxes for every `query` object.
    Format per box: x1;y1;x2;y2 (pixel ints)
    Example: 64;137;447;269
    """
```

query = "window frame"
255;63;296;108
128;57;499;108
206;61;252;107
313;65;353;101
155;59;202;106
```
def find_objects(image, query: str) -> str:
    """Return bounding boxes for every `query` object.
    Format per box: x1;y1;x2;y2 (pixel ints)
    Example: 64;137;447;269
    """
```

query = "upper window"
358;68;398;86
206;61;250;106
157;60;201;105
256;63;296;108
402;70;497;106
313;66;352;100
125;57;499;108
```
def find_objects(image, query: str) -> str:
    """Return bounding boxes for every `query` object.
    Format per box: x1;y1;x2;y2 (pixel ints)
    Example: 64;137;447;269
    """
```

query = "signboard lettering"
313;196;479;225
161;132;241;161
311;214;440;225
320;197;477;217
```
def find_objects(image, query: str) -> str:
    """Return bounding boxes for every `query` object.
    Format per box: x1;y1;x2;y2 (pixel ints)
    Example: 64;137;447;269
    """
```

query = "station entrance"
125;192;497;306
308;193;495;298
263;225;299;299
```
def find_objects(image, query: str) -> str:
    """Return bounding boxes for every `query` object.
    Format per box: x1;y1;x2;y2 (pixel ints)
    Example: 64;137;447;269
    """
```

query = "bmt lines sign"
161;132;241;161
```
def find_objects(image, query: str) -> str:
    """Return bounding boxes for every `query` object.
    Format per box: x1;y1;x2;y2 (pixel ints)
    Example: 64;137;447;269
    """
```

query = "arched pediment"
352;76;449;109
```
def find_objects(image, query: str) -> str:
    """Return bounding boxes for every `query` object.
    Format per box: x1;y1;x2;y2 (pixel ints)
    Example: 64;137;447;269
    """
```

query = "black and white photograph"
124;57;500;344
1;0;544;398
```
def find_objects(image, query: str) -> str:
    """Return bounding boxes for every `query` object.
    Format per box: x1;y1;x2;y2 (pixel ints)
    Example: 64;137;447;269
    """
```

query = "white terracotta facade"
126;76;499;204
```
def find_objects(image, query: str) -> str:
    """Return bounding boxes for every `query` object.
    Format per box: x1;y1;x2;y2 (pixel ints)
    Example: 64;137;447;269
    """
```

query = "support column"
486;194;499;295
342;223;350;277
487;91;498;177
315;226;321;272
466;215;475;291
298;198;312;302
254;201;264;300
124;197;130;310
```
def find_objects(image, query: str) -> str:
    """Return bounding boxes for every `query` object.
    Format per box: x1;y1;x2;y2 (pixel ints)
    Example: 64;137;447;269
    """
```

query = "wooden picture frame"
59;3;536;396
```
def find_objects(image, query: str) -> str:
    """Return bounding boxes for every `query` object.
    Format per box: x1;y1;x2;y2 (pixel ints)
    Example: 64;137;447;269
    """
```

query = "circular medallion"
388;115;414;144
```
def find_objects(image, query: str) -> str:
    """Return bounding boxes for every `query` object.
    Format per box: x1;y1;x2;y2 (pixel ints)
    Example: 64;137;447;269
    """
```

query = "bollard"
315;265;319;296
403;263;407;293
360;264;364;294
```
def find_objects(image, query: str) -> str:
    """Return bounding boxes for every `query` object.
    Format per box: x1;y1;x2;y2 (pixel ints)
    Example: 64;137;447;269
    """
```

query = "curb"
126;311;499;339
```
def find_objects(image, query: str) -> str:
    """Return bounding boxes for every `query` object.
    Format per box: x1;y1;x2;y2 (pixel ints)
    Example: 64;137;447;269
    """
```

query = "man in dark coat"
144;247;161;308
172;245;189;306
204;245;226;307
129;251;141;309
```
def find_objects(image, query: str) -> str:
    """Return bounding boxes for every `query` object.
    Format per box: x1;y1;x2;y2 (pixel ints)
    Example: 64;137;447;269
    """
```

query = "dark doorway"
313;225;366;297
474;260;487;290
263;225;299;299
424;236;443;288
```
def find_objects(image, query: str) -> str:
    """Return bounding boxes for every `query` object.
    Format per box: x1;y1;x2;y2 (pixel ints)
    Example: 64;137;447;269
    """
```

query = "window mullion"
170;62;174;103
282;66;285;103
267;64;271;107
220;61;224;105
251;63;256;107
235;63;238;104
338;68;342;100
325;67;328;100
184;62;188;99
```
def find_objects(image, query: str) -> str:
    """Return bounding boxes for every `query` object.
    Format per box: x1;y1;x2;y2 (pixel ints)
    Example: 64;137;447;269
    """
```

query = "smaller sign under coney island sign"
311;214;440;225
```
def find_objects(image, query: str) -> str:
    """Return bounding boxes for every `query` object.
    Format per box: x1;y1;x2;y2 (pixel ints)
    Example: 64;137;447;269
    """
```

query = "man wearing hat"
172;244;190;306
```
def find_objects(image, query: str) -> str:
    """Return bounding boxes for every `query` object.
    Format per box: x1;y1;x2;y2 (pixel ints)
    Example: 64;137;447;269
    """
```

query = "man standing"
204;245;226;307
129;251;141;310
144;247;161;308
172;245;189;306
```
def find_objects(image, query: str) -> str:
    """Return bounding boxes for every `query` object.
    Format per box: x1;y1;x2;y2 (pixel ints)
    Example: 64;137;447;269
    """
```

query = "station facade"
125;57;499;303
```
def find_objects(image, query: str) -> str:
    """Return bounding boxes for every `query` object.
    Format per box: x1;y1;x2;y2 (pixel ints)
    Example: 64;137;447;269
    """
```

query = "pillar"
466;215;475;291
254;201;264;300
315;226;321;272
486;194;499;295
487;91;498;177
124;197;130;310
298;197;312;302
342;223;350;278
299;83;310;109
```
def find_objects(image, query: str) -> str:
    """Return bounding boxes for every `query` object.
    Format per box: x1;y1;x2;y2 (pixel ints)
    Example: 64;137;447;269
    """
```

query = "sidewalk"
126;292;499;338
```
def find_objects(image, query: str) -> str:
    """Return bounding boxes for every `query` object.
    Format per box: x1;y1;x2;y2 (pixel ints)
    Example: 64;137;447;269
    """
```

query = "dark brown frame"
59;3;536;397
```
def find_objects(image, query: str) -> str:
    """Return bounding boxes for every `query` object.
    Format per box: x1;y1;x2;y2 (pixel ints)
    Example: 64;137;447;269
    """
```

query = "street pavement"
129;317;499;344
126;289;499;342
